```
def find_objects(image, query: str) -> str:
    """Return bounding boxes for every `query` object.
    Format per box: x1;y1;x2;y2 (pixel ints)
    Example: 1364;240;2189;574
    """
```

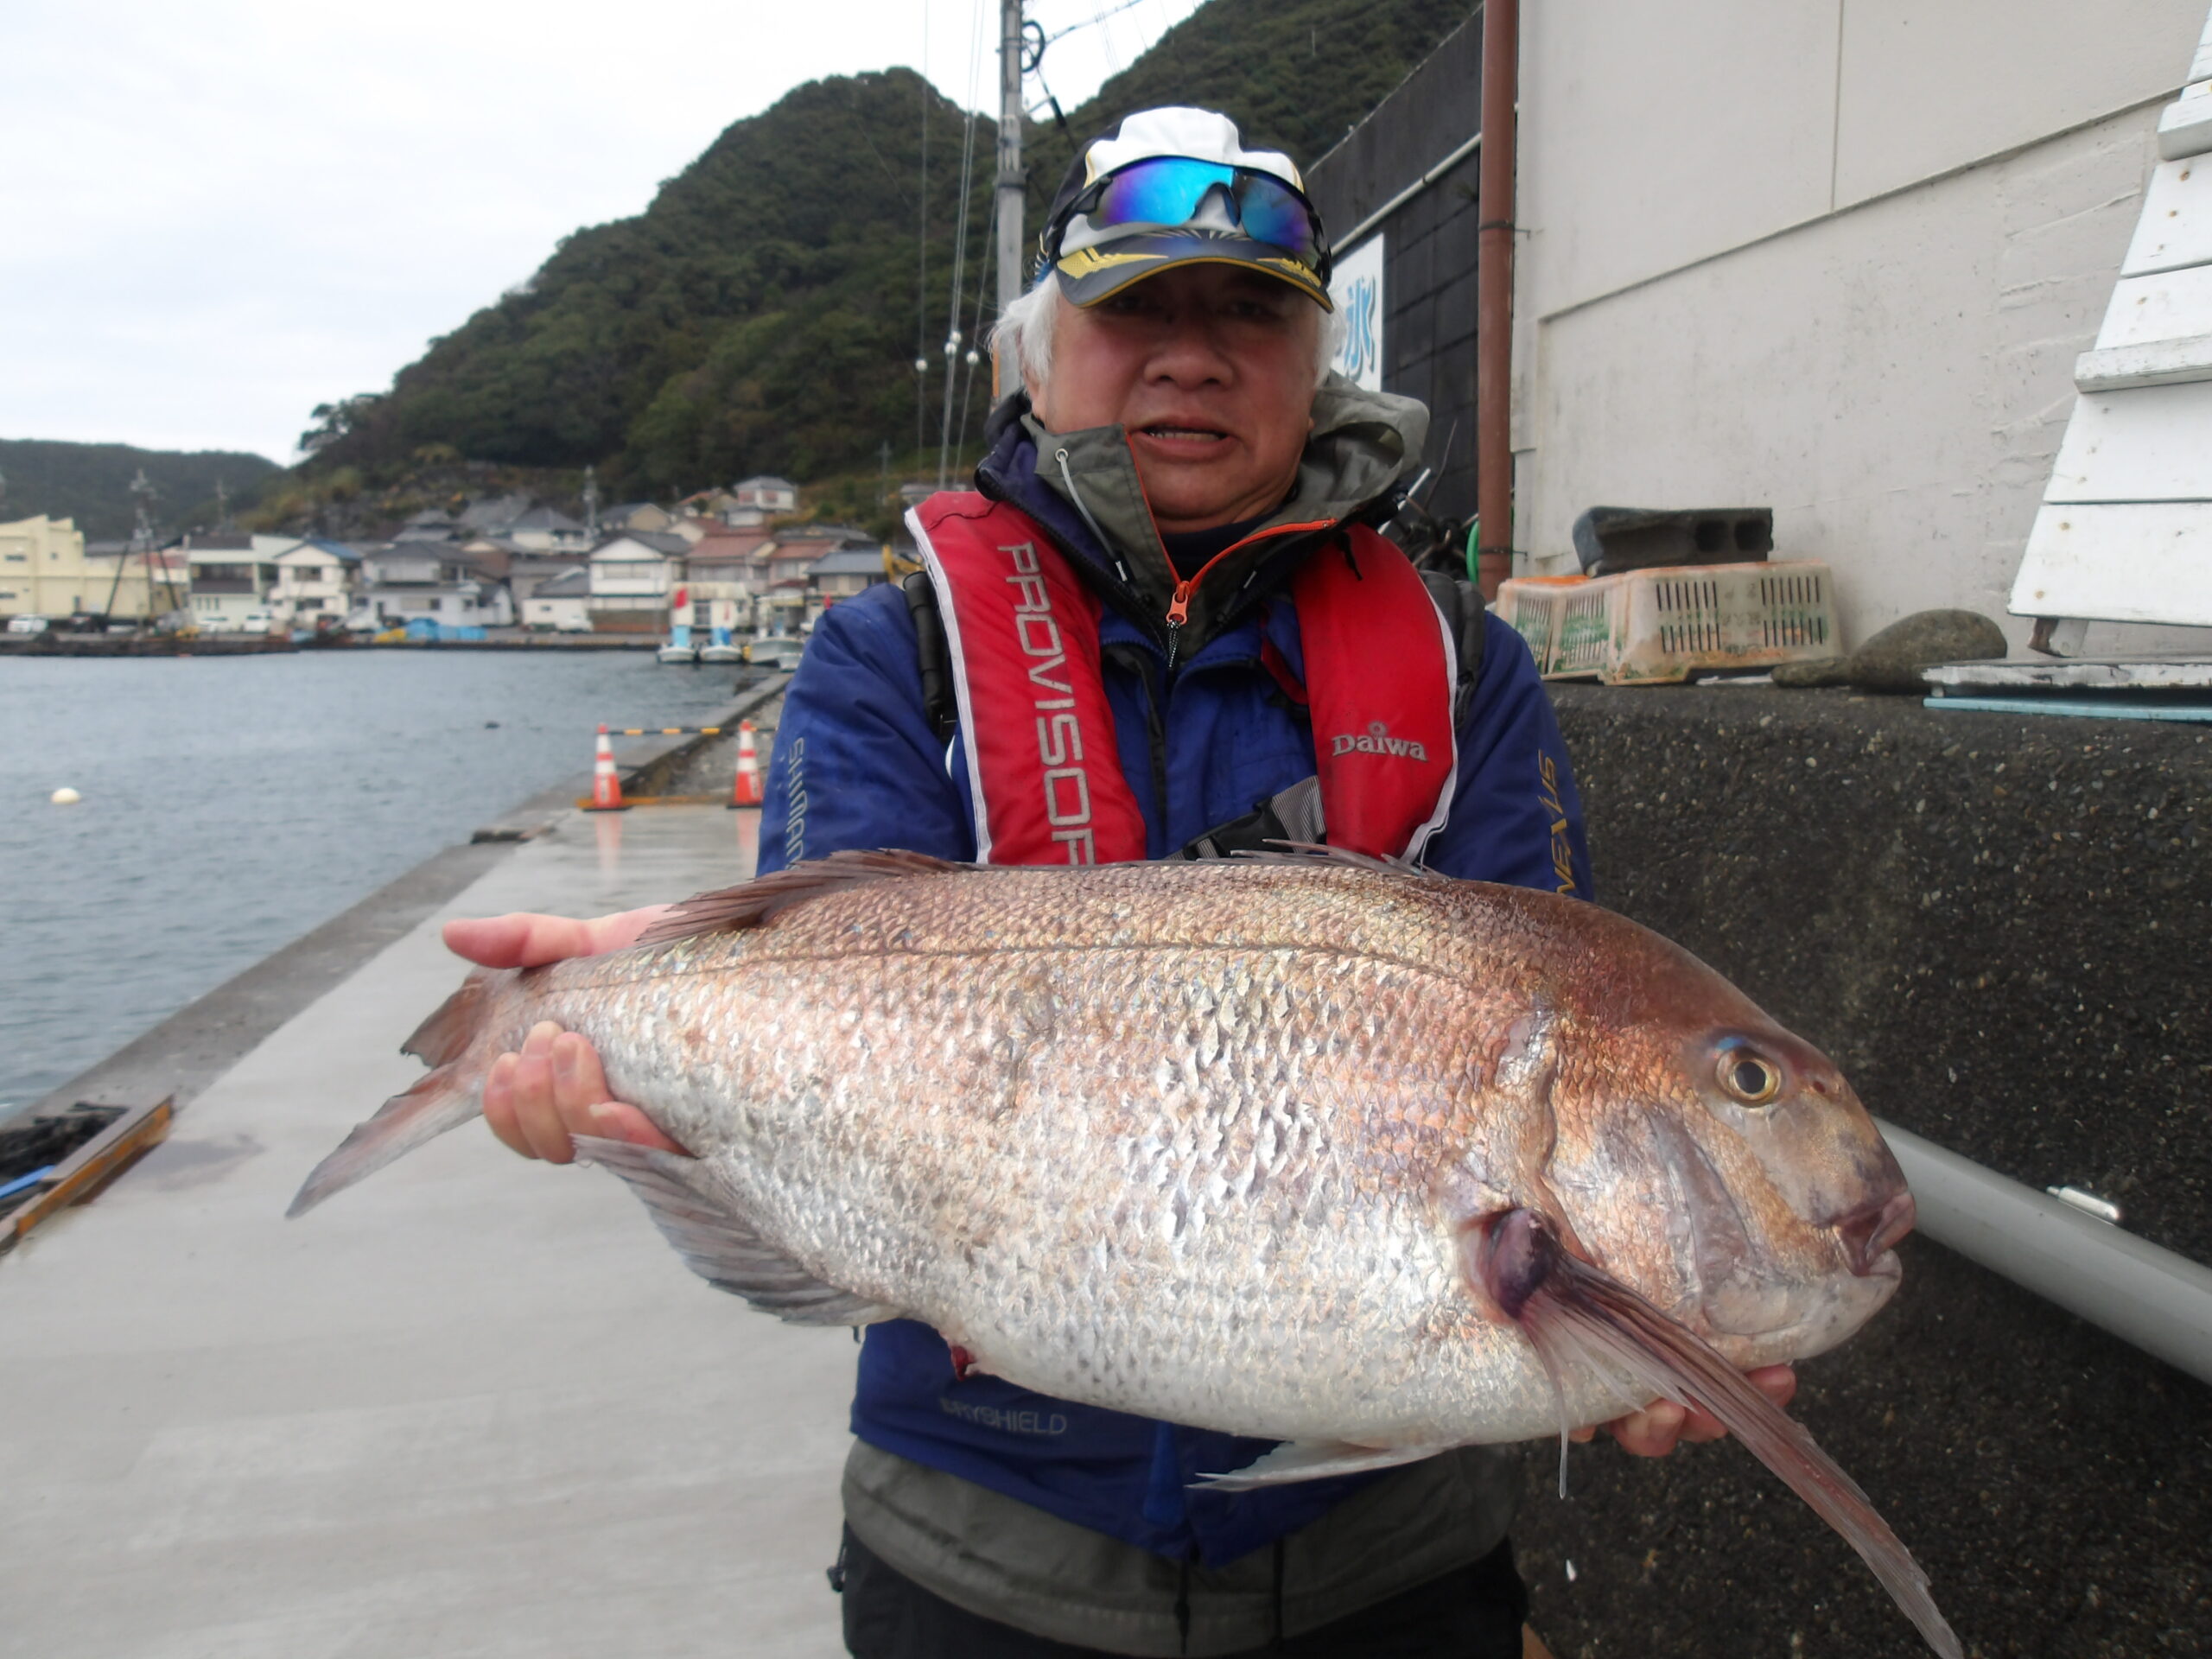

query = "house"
185;531;303;630
586;531;690;632
521;566;592;631
808;545;888;603
683;526;773;635
359;540;513;629
397;509;460;542
271;539;360;629
457;493;534;535
0;515;185;622
602;501;674;534
505;551;585;606
501;505;590;553
725;474;800;527
678;487;740;522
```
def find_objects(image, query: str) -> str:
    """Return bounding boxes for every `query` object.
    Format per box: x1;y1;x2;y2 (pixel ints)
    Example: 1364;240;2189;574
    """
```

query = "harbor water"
0;650;744;1115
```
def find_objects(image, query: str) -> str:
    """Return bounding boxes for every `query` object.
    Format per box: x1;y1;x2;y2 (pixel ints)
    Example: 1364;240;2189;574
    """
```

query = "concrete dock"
1;805;855;1657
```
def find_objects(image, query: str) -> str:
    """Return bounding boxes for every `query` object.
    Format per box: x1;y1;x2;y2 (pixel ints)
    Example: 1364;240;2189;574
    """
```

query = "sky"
0;0;1203;466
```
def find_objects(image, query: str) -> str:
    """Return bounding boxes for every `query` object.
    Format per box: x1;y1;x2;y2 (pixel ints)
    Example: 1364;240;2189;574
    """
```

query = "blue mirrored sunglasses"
1065;156;1325;269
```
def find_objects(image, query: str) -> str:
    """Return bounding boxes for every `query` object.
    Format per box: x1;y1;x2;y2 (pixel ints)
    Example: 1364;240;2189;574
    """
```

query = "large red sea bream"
294;849;1958;1656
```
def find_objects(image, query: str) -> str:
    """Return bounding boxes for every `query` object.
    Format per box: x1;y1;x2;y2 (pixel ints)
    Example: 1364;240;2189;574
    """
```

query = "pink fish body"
293;850;1955;1656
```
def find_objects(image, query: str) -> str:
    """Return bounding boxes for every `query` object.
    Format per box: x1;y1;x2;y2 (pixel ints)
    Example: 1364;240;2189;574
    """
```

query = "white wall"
1516;0;2211;651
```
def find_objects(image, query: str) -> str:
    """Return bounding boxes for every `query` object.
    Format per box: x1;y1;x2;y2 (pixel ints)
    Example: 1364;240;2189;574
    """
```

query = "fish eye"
1716;1045;1783;1107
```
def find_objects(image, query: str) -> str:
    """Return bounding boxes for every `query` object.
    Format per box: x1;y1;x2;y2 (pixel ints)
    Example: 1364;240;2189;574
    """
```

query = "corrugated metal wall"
1306;12;1484;524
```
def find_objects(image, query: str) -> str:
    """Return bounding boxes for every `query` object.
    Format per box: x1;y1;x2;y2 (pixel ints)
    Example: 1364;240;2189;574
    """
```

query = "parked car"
7;614;50;634
61;612;111;633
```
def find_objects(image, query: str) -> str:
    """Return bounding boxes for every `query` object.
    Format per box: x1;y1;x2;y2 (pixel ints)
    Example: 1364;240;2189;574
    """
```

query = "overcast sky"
0;0;1202;465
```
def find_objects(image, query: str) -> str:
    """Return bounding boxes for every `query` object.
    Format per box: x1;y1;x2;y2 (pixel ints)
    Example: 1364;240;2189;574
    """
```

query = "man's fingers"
583;905;674;956
442;906;673;970
585;1098;686;1153
508;1022;578;1163
483;1052;528;1157
1607;1398;1687;1458
1750;1364;1798;1409
1605;1364;1801;1456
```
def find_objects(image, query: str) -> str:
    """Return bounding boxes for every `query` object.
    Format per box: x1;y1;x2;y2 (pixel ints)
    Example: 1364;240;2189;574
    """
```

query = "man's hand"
1575;1364;1798;1456
443;908;684;1163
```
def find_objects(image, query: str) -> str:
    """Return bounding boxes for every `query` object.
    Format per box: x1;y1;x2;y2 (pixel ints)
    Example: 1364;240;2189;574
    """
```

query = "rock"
1847;608;2008;693
1771;657;1853;688
1772;609;2007;694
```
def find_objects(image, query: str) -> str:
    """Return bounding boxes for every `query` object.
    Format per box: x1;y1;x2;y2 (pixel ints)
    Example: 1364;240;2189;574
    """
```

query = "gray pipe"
1875;1117;2212;1387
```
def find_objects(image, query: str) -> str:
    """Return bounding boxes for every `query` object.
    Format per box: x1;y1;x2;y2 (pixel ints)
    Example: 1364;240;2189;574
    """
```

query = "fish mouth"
1651;1121;1905;1353
1828;1190;1917;1276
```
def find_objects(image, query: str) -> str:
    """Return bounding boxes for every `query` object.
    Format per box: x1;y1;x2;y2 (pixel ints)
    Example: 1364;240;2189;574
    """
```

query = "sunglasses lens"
1084;158;1319;267
1232;175;1318;262
1092;158;1236;230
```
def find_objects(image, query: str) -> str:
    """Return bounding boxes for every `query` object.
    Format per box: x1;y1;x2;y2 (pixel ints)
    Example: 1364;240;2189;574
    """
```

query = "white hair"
992;271;1350;403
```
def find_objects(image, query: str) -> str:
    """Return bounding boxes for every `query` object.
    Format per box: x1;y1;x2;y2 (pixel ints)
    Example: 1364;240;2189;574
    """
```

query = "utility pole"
995;0;1025;319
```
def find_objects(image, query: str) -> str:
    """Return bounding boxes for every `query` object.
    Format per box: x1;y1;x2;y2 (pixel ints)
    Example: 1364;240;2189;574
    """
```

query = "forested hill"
0;439;280;541
312;0;1473;499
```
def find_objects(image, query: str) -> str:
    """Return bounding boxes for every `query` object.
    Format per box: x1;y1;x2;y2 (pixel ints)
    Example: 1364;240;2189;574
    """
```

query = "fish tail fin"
287;969;511;1217
401;969;495;1066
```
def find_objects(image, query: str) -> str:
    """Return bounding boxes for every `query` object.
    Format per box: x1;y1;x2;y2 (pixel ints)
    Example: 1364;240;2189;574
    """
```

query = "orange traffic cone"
728;719;764;808
585;724;628;811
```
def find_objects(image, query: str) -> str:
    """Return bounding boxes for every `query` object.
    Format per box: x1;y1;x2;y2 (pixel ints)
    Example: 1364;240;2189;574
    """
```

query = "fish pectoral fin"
572;1135;904;1328
1192;1440;1450;1490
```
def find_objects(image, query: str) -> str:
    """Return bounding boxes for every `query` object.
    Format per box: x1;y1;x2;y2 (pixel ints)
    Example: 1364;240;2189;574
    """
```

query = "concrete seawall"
1511;683;2212;1656
3;747;842;1656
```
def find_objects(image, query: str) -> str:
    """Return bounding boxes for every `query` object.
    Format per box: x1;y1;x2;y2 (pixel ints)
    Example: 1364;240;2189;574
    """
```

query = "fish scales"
294;850;1961;1656
523;861;1551;1444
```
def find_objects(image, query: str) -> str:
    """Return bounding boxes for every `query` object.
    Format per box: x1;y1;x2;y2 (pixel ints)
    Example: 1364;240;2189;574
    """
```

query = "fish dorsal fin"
571;1135;906;1327
635;849;968;947
1232;841;1427;877
1192;1439;1448;1490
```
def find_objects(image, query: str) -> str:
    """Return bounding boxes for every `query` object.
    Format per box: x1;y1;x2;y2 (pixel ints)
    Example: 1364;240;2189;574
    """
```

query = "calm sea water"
0;650;742;1113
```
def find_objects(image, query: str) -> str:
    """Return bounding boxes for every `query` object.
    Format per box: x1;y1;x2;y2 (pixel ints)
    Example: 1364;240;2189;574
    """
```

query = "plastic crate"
1493;560;1838;684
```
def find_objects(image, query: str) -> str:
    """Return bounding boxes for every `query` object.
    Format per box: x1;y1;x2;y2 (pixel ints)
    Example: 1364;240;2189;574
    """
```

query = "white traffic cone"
728;720;764;808
586;724;628;811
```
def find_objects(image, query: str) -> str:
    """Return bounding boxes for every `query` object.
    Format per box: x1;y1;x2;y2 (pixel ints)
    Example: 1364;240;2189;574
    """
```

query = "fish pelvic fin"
288;969;513;1218
572;1135;905;1328
1193;1440;1450;1490
635;849;968;947
1477;1211;1961;1659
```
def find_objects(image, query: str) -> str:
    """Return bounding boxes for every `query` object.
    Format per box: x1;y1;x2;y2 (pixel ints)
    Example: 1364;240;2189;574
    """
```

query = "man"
452;108;1794;1656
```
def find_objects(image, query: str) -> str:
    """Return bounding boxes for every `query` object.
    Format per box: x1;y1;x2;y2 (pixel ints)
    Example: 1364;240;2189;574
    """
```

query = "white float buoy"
51;787;81;804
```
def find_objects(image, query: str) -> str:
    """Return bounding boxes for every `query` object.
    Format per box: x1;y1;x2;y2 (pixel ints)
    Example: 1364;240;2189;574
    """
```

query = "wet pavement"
0;805;854;1658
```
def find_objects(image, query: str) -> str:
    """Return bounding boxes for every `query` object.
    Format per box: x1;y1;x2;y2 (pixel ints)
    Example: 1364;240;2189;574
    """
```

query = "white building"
270;540;360;630
522;566;592;631
185;531;302;631
359;542;513;629
1502;0;2212;652
587;531;689;632
808;545;887;603
724;475;800;527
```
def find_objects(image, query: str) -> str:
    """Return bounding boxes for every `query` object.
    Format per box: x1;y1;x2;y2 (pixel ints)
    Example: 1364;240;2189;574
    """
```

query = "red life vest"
907;493;1459;867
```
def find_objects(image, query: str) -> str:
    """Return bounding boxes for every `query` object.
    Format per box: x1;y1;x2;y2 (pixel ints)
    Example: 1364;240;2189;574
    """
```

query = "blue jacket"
754;411;1592;1569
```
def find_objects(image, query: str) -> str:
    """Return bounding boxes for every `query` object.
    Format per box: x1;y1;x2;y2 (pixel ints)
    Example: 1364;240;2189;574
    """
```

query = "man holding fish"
444;109;1815;1657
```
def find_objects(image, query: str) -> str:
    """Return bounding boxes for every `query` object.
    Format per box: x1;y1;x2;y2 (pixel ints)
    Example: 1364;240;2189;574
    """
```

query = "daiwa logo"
1331;720;1427;763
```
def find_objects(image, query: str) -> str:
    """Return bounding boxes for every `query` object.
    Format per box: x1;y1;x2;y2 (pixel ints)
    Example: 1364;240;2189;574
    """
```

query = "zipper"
1163;519;1336;671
